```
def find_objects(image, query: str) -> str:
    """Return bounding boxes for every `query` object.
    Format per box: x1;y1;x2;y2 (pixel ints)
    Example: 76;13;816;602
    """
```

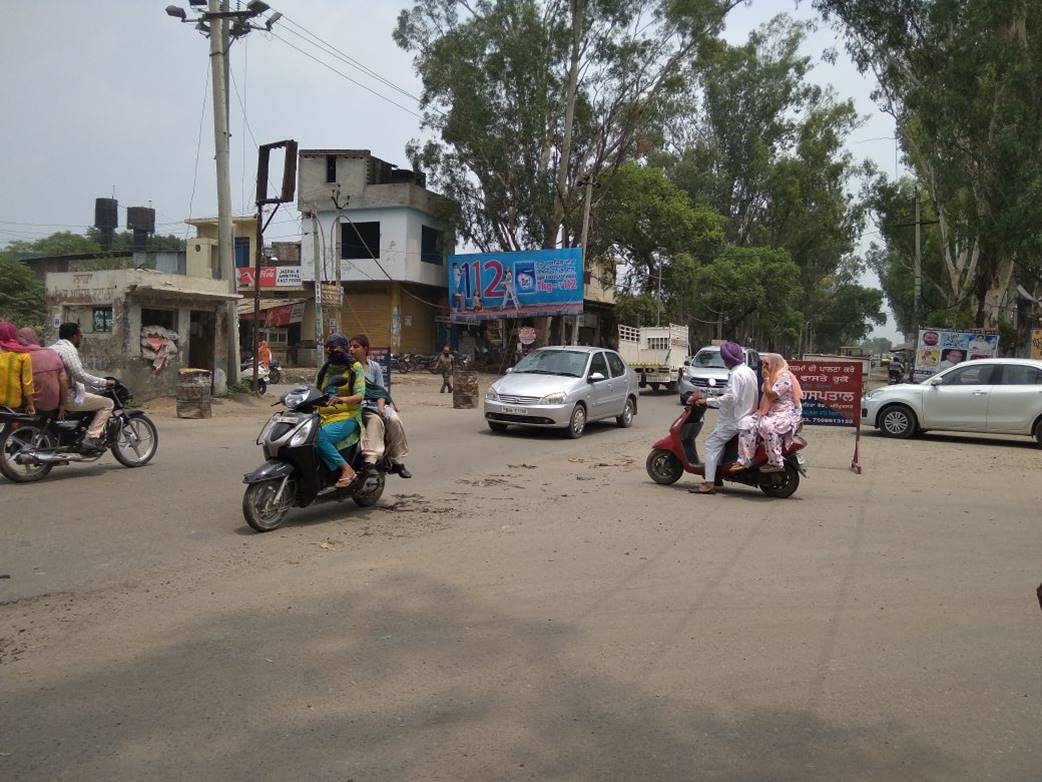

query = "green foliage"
815;0;1042;326
0;254;45;332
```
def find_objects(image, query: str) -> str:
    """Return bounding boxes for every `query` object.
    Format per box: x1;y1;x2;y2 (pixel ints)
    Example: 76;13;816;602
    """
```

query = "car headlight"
864;390;881;401
288;417;317;447
540;391;567;405
485;387;499;401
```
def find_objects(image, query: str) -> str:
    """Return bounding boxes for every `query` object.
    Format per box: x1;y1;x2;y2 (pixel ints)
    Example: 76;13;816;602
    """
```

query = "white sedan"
862;358;1042;445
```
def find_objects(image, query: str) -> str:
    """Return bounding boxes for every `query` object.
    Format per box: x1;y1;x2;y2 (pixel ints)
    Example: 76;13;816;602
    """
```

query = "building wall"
44;269;232;400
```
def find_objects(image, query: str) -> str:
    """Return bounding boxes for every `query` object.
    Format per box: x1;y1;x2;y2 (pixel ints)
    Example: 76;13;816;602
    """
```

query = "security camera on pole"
165;0;281;384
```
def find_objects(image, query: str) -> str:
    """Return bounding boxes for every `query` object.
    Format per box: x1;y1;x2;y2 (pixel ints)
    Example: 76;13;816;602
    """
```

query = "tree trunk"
552;0;585;247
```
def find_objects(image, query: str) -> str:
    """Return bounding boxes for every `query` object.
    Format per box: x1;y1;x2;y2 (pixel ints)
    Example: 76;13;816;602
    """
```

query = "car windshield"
513;349;588;378
691;350;726;369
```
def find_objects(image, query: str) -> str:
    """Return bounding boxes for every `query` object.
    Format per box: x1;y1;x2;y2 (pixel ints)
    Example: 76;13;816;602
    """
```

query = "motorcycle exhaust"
17;450;99;465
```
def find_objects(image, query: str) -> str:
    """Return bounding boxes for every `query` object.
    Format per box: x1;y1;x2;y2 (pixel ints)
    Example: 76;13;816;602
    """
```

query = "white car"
862;358;1042;445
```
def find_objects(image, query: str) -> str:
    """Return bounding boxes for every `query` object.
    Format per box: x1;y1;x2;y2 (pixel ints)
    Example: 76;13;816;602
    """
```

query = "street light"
165;5;187;19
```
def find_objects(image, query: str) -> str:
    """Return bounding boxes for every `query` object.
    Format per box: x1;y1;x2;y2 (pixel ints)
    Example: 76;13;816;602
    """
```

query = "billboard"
913;328;999;380
1032;329;1042;360
237;266;302;289
788;360;863;427
448;247;583;322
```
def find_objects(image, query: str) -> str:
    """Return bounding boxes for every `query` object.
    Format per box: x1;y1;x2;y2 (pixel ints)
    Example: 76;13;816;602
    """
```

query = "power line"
184;57;211;241
276;15;424;105
269;31;424;120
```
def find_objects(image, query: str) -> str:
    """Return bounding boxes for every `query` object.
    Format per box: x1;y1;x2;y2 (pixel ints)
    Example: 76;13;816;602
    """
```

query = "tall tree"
394;0;742;252
814;0;1042;326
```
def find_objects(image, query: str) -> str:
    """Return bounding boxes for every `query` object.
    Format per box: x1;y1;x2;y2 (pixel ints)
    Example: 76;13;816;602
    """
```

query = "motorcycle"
645;391;807;498
887;363;904;385
241;385;387;532
240;355;282;390
0;380;159;483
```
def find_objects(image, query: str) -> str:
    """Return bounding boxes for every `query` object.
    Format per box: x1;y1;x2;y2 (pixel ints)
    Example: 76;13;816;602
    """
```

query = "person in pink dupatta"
16;327;68;415
731;353;802;473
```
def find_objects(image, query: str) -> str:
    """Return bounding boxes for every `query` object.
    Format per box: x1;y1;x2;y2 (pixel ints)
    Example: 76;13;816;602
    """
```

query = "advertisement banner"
368;347;392;390
237;266;302;289
913;328;999;380
788;360;863;427
448;248;583;322
1032;329;1042;361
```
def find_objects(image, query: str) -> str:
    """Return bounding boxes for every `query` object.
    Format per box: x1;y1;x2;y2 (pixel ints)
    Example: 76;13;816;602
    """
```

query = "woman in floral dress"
731;353;802;473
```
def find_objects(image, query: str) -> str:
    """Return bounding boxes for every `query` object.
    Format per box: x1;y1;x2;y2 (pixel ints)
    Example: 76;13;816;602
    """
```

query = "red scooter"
645;391;808;498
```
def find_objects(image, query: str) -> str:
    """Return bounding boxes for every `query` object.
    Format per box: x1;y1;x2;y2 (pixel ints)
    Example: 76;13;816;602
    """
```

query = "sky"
0;1;902;340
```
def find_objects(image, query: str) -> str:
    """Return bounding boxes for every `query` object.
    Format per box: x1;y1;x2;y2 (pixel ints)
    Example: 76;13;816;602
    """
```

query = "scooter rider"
689;341;758;495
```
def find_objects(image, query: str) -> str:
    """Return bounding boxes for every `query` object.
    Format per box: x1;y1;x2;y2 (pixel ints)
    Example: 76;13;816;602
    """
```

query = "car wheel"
1034;418;1042;448
879;404;917;438
488;421;509;433
616;398;634;428
567;404;586;439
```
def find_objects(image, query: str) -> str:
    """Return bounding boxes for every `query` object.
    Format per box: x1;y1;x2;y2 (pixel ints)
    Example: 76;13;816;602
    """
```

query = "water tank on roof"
95;198;118;230
126;206;156;234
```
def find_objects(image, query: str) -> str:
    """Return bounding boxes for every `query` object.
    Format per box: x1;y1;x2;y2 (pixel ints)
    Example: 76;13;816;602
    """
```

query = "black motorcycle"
0;381;159;483
242;385;386;532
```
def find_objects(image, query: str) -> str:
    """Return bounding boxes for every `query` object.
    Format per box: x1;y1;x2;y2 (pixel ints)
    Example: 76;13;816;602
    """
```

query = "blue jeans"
316;419;359;471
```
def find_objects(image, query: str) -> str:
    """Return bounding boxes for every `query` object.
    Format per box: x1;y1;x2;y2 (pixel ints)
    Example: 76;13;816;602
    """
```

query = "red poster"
787;360;863;427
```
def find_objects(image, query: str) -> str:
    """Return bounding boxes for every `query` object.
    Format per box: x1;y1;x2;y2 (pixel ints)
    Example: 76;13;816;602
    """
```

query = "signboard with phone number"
447;248;583;322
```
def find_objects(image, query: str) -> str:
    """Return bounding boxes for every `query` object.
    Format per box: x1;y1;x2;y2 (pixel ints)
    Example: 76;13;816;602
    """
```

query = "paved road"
2;376;1040;780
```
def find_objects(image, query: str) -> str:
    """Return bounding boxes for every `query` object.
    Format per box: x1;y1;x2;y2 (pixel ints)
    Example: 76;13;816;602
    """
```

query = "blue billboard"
448;247;584;321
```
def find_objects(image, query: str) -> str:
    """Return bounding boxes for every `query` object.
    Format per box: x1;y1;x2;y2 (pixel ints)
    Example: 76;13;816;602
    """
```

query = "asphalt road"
2;374;1040;780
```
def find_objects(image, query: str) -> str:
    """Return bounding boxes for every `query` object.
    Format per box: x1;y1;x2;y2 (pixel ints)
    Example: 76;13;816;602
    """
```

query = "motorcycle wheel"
352;471;385;507
243;478;296;532
758;463;800;498
270;370;282;384
646;449;683;485
255;378;267;395
110;415;159;468
0;423;55;483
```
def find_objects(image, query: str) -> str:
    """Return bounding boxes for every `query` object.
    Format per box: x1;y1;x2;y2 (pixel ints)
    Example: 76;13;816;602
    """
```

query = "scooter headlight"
288;417;317;447
256;414;279;445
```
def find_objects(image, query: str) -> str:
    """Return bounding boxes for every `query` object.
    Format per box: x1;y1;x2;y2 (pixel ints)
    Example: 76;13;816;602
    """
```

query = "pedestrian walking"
437;345;454;393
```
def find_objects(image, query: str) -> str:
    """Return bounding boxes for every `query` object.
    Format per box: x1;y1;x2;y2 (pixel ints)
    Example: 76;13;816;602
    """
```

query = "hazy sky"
0;1;901;339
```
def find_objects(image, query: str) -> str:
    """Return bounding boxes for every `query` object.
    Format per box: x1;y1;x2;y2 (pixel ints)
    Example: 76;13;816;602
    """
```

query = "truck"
618;324;690;392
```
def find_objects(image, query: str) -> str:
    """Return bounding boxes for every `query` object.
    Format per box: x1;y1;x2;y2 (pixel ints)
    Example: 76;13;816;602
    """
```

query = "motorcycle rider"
315;334;365;488
50;323;116;451
689;341;758;495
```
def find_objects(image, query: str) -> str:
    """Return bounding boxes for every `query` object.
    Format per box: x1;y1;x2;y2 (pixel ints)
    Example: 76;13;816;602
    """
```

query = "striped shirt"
49;339;107;402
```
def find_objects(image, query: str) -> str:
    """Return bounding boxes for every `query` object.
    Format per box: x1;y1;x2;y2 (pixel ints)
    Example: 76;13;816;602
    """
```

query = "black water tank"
126;206;155;234
95;198;118;230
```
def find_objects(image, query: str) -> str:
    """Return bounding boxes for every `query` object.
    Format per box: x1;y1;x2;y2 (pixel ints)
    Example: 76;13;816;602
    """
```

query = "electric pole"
166;0;282;384
311;208;324;366
574;177;594;345
914;185;923;379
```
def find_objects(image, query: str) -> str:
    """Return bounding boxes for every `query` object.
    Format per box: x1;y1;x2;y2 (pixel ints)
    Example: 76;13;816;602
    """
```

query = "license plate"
502;406;528;415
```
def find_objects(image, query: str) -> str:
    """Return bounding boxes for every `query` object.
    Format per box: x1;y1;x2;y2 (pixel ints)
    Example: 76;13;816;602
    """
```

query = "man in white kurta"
690;341;758;495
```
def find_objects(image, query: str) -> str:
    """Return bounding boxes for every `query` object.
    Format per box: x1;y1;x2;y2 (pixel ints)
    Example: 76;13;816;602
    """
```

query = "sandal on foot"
335;471;357;488
688;484;715;495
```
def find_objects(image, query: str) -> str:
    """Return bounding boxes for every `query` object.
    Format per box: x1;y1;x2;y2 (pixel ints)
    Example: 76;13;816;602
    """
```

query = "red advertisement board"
787;360;863;427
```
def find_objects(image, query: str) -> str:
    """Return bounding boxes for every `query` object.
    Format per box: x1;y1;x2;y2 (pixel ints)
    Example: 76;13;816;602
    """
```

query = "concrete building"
44;269;240;400
298;149;454;353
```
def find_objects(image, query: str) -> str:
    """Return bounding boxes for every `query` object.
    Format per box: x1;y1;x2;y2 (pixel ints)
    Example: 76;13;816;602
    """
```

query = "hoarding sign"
1031;329;1042;360
914;328;999;380
788;360;863;427
237;266;303;289
448;248;583;322
368;347;392;390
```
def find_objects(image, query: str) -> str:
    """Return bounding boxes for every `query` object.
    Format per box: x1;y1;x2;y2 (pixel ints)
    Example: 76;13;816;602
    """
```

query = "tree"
0;254;45;332
814;0;1042;327
394;0;742;252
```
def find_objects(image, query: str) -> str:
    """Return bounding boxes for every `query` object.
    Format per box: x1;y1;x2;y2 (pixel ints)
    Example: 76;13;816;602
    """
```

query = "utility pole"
166;0;281;385
914;185;923;380
656;262;663;326
311;208;324;366
330;186;349;340
574;177;594;345
209;0;238;383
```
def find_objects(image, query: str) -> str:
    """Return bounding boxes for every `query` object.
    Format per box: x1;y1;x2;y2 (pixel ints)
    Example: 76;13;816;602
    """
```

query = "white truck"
618;324;690;391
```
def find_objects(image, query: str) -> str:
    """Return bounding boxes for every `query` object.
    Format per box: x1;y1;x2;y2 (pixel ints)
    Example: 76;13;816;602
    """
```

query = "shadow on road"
1;572;950;781
863;430;1039;450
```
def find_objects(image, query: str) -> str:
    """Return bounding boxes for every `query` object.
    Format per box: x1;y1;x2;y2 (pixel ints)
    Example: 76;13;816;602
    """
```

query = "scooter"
887;363;904;384
645;391;808;498
241;385;386;532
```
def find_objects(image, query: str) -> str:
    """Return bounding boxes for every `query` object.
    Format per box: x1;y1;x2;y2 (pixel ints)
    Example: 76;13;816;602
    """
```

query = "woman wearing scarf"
314;334;366;488
731;353;802;473
0;321;35;415
15;327;67;416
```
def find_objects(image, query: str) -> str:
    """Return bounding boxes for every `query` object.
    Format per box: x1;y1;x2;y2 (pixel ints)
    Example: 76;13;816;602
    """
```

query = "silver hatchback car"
484;346;640;437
